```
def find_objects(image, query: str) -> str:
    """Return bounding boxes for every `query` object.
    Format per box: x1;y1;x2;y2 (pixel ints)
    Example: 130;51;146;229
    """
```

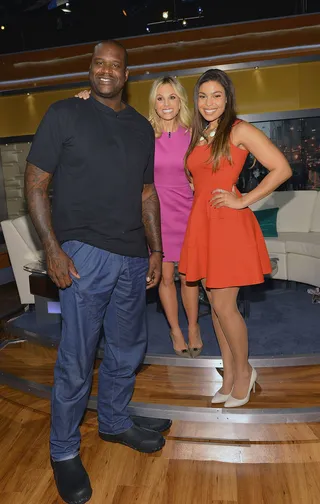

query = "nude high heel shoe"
224;368;257;408
188;324;203;358
169;331;191;358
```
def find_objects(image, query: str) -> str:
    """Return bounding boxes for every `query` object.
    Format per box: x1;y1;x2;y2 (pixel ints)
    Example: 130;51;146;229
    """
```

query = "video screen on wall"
237;116;320;193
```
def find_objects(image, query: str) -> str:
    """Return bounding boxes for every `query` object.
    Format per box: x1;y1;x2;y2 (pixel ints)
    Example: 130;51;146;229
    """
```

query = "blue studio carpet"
146;281;320;357
8;281;320;357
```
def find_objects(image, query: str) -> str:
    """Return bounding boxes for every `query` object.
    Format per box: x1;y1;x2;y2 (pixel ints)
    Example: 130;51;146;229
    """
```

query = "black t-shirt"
27;96;155;257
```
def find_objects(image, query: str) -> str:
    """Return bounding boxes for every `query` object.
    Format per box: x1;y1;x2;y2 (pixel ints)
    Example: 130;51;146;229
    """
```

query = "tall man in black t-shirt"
25;40;169;504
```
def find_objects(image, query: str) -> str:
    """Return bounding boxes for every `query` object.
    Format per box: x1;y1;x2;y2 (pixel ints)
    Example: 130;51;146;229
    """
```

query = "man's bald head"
93;40;128;68
89;39;129;105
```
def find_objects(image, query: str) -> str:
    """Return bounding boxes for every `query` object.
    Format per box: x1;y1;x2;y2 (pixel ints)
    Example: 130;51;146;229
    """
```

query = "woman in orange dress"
179;69;292;407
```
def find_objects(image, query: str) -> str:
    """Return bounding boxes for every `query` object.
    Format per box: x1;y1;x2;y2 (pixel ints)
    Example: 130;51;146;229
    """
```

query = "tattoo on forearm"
24;163;59;253
142;184;162;251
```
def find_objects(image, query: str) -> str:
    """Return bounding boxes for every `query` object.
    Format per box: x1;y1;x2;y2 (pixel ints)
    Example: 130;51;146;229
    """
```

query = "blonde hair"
148;76;191;137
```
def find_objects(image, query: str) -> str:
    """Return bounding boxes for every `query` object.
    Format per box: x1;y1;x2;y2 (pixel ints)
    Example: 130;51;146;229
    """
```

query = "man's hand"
75;89;91;100
24;163;80;289
142;183;163;289
146;252;162;289
46;245;80;289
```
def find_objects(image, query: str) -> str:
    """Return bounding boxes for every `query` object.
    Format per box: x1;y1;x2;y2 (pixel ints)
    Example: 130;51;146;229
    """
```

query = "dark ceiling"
0;0;318;55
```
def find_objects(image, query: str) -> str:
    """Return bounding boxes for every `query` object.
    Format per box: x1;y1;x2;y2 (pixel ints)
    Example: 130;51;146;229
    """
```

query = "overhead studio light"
147;3;203;30
1;25;5;30
61;8;72;13
48;0;70;9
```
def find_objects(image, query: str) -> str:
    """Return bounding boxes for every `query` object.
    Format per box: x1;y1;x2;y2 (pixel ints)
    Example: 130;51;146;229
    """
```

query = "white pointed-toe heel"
211;389;233;404
224;368;257;408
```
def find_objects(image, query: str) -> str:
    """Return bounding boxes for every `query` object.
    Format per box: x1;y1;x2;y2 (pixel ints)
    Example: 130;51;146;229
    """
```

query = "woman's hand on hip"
210;186;246;210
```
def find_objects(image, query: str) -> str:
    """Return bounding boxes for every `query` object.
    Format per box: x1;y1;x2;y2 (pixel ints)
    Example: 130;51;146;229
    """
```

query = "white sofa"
1;190;320;305
250;190;320;287
1;215;45;304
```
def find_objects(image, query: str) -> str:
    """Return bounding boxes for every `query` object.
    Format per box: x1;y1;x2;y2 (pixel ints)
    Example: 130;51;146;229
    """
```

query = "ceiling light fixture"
162;11;169;19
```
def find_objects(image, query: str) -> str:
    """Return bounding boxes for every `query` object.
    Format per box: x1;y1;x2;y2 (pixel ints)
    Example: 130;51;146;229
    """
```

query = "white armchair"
250;190;320;287
1;215;45;304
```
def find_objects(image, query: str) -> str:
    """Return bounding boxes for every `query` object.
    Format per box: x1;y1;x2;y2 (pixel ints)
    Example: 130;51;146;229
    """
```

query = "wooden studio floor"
1;339;320;503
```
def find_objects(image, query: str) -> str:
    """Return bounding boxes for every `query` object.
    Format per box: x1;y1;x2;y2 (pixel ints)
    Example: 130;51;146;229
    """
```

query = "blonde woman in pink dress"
149;77;201;357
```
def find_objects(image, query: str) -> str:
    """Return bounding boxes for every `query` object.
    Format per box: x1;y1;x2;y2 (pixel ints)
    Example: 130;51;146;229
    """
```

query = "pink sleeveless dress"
154;127;193;262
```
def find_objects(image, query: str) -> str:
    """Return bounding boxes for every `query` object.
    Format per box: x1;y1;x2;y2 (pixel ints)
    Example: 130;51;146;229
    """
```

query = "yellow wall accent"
1;61;320;138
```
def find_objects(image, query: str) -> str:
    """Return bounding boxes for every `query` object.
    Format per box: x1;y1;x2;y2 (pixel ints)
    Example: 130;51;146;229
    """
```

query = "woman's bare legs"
202;280;234;394
180;274;201;348
159;262;187;351
204;281;252;399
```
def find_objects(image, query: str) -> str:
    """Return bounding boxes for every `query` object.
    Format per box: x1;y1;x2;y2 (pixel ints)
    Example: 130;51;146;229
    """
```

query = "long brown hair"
185;69;237;177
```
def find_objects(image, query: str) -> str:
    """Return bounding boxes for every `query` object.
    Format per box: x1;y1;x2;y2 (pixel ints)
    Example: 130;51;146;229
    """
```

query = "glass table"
23;260;47;275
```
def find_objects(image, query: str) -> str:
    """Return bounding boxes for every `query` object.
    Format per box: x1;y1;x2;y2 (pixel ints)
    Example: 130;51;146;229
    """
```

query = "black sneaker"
99;424;165;453
131;416;172;432
51;455;92;504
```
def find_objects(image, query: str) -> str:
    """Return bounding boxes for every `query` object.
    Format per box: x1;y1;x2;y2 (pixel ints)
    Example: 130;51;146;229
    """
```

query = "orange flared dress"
179;132;272;289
